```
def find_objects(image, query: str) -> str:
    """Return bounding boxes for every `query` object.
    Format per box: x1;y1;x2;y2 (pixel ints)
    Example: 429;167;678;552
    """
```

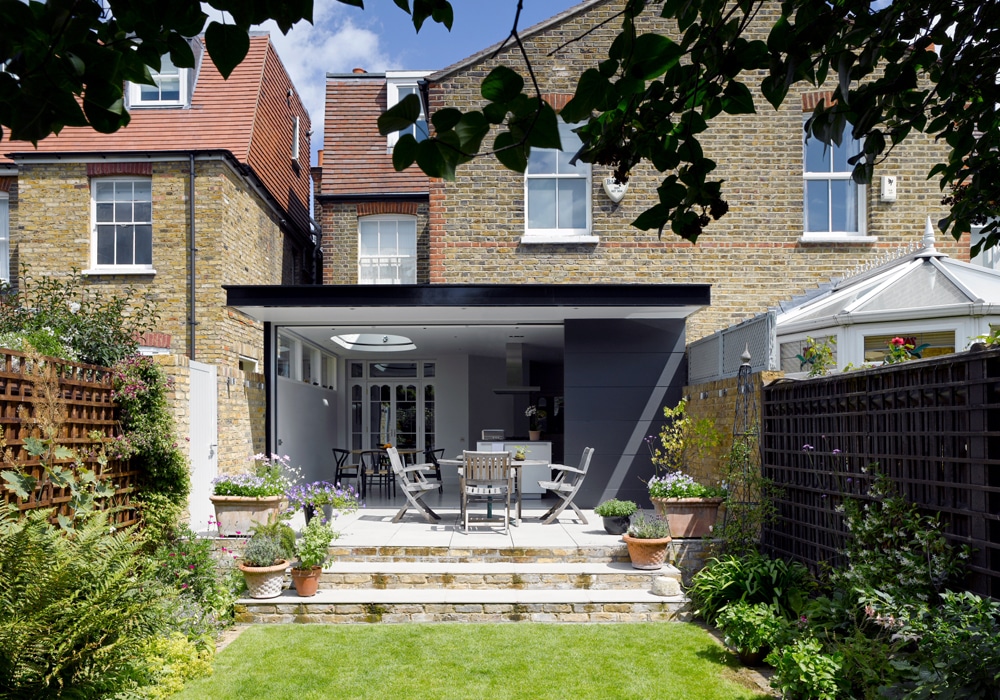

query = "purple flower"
832;449;841;455
802;444;814;451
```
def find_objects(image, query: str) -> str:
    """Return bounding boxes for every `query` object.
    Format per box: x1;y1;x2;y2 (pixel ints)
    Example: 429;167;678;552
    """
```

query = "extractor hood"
493;343;540;394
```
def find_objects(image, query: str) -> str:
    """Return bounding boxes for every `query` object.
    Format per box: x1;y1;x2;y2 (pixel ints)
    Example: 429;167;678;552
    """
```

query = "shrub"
593;498;638;517
112;355;189;505
252;519;297;561
688;551;811;624
0;266;158;367
212;453;300;498
716;602;786;658
0;329;77;361
834;471;970;603
766;636;844;700
0;504;169;698
129;632;214;700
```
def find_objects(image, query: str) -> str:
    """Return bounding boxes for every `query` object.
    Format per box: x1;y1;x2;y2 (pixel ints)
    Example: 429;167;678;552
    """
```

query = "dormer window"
386;71;430;150
128;54;191;108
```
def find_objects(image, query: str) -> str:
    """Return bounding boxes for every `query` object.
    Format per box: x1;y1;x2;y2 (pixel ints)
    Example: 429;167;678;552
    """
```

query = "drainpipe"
188;153;197;360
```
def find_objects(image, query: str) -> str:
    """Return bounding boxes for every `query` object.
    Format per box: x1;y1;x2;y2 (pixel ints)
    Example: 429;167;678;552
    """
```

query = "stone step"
236;587;689;624
319;561;680;591
327;544;630;564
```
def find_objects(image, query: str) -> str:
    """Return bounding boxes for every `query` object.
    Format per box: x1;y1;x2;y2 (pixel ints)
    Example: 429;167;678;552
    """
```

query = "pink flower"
890;337;906;346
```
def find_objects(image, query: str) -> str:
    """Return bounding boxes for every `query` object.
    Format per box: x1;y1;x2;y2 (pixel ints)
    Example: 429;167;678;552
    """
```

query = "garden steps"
235;559;689;624
318;560;676;591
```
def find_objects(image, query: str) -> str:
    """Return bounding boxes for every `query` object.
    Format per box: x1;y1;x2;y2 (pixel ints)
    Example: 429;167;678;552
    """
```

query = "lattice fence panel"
761;348;1000;599
0;349;138;526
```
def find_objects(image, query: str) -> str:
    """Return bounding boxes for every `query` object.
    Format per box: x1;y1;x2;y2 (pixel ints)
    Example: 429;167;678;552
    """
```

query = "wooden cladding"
0;350;137;526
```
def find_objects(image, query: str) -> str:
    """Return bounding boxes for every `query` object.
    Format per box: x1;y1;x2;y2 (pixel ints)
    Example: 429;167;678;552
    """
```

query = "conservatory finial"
922;216;936;250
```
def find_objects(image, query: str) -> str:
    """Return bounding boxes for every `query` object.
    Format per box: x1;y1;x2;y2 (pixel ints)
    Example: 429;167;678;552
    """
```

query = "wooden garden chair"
460;450;513;534
538;447;594;524
386;447;441;524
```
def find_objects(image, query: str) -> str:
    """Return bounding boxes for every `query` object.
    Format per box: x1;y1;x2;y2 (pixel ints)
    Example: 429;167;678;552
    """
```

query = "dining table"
438;457;548;526
349;447;424;499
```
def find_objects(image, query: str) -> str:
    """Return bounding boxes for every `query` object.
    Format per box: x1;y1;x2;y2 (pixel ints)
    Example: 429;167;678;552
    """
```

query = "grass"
175;623;771;700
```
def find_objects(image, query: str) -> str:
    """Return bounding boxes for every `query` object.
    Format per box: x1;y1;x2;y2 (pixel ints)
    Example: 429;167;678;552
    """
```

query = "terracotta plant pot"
290;565;322;597
650;497;724;538
239;559;289;599
621;534;672;570
529;430;541;441
211;495;284;537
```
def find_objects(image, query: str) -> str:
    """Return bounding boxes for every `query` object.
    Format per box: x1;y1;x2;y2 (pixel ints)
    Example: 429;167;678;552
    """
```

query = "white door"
188;360;218;531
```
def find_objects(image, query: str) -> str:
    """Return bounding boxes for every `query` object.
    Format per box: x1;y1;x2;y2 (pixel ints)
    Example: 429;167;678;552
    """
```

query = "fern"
0;504;171;698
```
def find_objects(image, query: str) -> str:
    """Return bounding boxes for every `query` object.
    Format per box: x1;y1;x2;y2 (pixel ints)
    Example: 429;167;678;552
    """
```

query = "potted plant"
290;517;339;597
285;480;360;524
525;405;546;440
238;531;290;599
647;471;727;538
645;399;726;537
716;601;787;666
621;511;672;570
594;498;638;535
210;453;300;537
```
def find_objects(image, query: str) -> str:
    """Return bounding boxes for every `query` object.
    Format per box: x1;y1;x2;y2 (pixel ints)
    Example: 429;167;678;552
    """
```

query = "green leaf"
721;81;756;115
415;139;456;180
205;21;251;80
628;33;682;81
392;134;418;170
390;0;408;12
525;103;561;150
23;436;46;457
481;65;524;104
378;93;422;135
1;470;37;500
431;107;463;132
632;203;669;232
454;111;490;154
53;446;77;461
56;513;74;531
560;69;609;123
493;131;528;173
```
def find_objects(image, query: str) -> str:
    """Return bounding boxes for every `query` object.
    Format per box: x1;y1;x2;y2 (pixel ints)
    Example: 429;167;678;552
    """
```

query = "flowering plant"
284;481;360;517
212;453;300;498
525;405;547;430
647;471;727;499
884;336;930;364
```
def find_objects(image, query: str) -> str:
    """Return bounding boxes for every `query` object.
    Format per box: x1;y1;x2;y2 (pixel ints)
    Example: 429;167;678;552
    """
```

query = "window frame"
385;71;430;150
357;214;418;285
802;121;867;240
523;118;595;243
88;176;155;274
127;54;189;108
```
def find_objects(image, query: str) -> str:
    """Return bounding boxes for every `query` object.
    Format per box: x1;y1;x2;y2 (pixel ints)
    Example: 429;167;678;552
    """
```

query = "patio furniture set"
334;445;594;533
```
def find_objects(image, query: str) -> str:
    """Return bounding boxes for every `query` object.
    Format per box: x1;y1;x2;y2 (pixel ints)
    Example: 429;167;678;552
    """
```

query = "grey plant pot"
602;515;631;535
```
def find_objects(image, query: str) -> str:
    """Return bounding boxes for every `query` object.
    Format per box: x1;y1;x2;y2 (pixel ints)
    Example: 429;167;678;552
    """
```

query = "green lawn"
175;623;771;700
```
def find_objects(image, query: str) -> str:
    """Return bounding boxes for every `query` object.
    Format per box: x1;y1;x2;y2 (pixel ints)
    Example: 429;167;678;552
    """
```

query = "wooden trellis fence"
0;349;138;526
761;346;1000;600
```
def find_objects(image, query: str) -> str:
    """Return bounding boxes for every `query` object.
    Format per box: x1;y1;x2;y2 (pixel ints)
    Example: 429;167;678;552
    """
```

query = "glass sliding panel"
805;181;830;232
395;384;418;450
424;384;435;449
527;179;557;228
277;335;291;378
830;180;858;232
559;179;587;229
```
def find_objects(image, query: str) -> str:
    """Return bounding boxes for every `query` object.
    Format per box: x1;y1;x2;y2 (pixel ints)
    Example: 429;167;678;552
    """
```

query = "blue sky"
262;0;582;159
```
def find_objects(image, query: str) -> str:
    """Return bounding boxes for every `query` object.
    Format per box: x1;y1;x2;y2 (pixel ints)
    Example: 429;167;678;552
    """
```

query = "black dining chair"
422;447;445;493
332;448;362;494
361;449;396;499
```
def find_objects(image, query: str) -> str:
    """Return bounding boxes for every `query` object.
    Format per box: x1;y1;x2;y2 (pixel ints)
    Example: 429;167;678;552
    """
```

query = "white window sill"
798;235;878;244
520;234;599;245
82;267;157;276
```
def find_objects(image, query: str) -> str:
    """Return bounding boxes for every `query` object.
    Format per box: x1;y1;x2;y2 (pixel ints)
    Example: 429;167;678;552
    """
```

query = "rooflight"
330;333;416;352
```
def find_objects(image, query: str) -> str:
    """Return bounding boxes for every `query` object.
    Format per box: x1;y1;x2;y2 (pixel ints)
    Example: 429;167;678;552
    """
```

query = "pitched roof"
2;34;312;234
320;73;430;197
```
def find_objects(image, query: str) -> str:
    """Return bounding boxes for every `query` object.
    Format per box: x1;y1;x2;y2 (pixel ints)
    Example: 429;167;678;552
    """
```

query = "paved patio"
329;489;615;551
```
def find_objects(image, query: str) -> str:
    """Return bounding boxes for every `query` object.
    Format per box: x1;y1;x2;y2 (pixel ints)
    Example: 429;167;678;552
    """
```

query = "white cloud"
261;1;403;160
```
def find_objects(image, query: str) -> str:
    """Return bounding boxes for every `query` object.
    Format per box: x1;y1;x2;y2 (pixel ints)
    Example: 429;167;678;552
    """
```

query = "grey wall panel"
563;318;688;508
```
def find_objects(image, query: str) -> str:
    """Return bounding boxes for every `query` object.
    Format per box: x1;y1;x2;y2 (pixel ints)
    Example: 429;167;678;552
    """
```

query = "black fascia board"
224;283;711;309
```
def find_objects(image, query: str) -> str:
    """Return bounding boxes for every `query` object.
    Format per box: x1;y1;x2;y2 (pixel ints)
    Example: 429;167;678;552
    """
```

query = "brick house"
0;33;316;523
228;0;970;507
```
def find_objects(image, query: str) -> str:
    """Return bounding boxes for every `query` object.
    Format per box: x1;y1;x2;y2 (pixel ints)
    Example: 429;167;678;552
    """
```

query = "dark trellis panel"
0;349;138;527
761;347;1000;599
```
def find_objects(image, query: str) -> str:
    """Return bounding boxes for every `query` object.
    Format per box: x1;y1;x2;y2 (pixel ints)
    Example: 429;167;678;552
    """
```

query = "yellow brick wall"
417;0;964;343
